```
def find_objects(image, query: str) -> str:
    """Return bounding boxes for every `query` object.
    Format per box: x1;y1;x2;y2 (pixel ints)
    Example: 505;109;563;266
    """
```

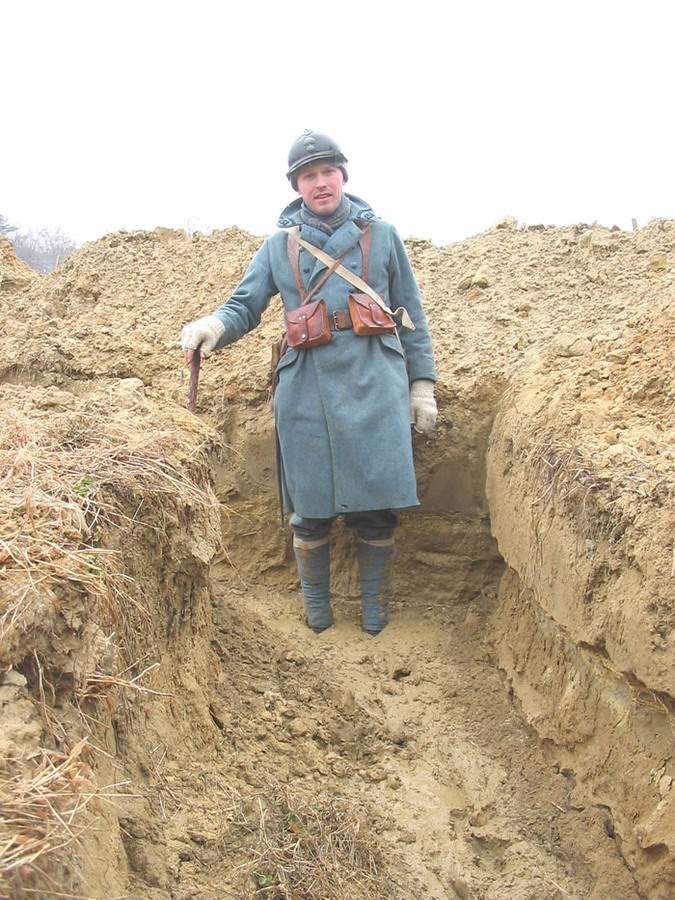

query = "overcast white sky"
3;0;673;247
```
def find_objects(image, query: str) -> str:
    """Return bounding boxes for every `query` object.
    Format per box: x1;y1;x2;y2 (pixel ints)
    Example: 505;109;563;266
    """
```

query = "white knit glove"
410;379;438;434
181;315;225;357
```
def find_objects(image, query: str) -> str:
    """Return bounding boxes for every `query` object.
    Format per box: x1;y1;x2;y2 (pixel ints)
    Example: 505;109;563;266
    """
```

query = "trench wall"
485;398;675;899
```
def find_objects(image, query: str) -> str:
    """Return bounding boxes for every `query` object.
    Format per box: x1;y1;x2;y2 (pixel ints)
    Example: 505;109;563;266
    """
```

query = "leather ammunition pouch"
348;292;396;335
285;298;332;349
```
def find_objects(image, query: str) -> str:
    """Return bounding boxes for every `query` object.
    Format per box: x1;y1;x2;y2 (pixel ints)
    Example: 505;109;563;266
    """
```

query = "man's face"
296;163;344;216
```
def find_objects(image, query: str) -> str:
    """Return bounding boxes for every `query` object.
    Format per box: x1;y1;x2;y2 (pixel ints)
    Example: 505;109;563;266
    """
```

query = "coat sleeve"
211;238;280;349
387;227;437;384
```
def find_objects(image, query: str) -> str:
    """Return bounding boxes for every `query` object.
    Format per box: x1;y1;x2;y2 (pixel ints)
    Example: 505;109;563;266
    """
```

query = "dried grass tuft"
0;738;98;900
243;784;392;900
0;407;218;659
528;433;609;515
527;429;672;537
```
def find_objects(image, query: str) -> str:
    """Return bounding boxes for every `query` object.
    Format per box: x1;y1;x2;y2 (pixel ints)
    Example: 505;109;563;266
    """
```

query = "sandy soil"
0;215;673;899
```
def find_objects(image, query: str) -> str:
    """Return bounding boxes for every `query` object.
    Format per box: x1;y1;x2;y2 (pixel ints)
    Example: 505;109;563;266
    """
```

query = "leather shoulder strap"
286;231;306;301
287;224;371;287
286;227;348;305
286;225;414;330
359;224;372;283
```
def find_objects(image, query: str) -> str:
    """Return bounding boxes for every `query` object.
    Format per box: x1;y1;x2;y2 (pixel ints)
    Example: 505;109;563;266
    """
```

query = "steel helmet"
286;129;348;190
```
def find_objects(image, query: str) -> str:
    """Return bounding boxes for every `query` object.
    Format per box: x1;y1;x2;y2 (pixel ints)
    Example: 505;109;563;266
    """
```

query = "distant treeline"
1;213;76;273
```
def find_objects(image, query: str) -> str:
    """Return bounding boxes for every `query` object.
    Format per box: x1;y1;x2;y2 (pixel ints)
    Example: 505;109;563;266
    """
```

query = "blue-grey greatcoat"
211;194;437;519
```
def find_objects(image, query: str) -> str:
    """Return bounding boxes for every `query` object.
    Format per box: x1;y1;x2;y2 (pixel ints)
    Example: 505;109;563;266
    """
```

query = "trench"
197;376;652;897
3;213;674;899
2;372;665;899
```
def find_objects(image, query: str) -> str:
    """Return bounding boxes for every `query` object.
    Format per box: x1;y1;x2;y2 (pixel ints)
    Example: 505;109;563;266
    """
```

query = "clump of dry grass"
242;785;392;900
528;433;609;514
0;406;218;661
0;739;97;900
526;429;673;548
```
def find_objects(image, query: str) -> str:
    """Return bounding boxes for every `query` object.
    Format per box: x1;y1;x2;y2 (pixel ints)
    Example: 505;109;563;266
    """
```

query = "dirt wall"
485;307;675;896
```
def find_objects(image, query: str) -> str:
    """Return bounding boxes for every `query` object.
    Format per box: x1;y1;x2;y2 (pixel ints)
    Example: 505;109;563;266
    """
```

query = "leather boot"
357;537;395;635
293;536;333;633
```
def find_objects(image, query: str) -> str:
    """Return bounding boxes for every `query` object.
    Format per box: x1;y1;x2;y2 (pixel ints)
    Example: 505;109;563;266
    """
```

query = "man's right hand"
181;315;226;365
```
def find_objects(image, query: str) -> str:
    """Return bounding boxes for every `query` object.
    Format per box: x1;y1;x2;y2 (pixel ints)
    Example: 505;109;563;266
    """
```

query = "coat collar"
278;194;377;281
277;193;377;229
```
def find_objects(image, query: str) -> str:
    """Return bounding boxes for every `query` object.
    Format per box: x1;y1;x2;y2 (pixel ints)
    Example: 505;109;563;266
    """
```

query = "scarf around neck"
300;196;351;235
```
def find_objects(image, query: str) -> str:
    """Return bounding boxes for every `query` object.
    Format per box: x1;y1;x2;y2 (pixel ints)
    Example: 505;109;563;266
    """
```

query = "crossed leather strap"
286;225;415;331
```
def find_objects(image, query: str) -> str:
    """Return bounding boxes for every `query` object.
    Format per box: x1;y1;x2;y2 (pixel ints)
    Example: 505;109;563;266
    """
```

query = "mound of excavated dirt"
0;217;673;899
0;237;39;293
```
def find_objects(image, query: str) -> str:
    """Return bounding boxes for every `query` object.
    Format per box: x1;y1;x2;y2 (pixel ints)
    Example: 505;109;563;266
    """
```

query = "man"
182;129;437;636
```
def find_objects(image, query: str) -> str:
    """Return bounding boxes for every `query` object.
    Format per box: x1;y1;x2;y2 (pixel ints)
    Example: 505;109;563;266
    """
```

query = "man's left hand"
410;380;438;434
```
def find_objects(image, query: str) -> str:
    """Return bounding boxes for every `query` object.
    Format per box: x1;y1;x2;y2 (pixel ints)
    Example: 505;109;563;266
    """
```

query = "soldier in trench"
181;130;437;635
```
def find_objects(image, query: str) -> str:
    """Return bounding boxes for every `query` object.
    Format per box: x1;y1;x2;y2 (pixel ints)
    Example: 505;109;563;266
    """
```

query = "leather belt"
329;309;353;332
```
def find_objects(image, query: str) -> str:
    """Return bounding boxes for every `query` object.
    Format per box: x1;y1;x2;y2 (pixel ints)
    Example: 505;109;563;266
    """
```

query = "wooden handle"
187;348;201;412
